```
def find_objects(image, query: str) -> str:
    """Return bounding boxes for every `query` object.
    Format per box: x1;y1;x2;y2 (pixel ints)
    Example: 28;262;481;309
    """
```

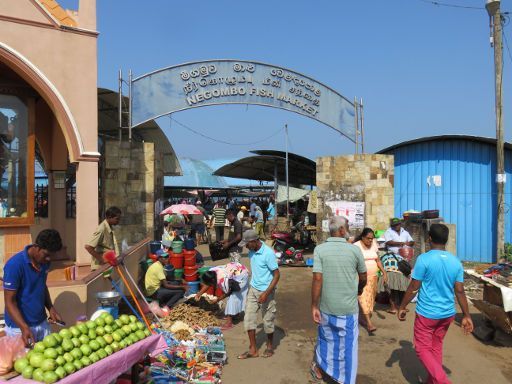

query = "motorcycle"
271;222;315;251
270;222;315;265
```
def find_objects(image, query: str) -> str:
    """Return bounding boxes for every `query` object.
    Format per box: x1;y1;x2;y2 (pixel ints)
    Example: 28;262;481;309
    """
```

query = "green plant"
502;243;512;262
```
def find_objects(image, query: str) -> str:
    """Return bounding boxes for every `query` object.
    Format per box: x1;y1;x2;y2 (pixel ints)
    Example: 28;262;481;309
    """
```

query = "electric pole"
486;0;505;259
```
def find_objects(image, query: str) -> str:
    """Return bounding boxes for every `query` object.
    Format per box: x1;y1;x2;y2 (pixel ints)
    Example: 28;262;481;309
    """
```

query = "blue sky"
61;0;512;160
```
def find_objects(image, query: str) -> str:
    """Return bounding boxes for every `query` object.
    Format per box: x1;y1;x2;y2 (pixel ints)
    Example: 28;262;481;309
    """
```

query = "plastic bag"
148;301;167;318
0;335;26;375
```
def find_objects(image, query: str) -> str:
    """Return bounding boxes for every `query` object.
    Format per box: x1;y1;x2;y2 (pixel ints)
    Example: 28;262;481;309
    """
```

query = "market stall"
466;269;512;335
5;334;167;384
1;234;229;384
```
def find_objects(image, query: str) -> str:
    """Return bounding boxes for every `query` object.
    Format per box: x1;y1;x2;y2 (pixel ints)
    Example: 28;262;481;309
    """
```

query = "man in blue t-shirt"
398;224;473;384
3;229;64;346
237;229;280;359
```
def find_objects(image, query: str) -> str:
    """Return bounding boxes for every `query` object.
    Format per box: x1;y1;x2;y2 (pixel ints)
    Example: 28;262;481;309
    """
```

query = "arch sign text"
131;60;356;141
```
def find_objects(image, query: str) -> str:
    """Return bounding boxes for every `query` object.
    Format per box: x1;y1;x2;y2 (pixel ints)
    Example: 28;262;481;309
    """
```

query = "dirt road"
209;256;512;384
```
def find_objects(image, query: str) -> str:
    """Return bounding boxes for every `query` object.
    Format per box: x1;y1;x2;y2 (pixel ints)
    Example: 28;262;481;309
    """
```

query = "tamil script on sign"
325;200;365;229
130;60;356;141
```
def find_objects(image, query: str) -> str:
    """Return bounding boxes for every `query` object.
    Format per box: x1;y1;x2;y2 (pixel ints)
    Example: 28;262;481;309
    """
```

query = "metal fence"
34;184;48;218
66;186;76;218
34;185;76;218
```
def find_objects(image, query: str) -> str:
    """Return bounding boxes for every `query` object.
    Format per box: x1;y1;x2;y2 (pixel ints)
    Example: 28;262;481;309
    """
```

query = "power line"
503;29;512;65
417;0;484;10
169;116;284;146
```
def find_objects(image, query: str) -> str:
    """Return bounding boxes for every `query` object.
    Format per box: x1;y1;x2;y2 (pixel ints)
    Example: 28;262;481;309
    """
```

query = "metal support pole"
285;124;289;219
118;69;123;142
354;97;359;156
128;69;133;142
274;161;278;204
360;98;365;154
487;0;505;259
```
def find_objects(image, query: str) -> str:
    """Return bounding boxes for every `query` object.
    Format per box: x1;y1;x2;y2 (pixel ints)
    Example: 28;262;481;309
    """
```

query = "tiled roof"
38;0;77;27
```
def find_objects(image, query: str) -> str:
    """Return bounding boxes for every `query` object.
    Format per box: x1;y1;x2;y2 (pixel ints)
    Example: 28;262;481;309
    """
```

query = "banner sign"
131;60;356;141
325;200;365;228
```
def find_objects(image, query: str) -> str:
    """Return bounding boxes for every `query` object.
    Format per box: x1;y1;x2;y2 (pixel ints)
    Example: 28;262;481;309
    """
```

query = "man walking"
85;206;121;270
255;205;265;239
237;229;280;359
3;229;64;346
211;201;227;242
398;224;473;384
311;216;367;384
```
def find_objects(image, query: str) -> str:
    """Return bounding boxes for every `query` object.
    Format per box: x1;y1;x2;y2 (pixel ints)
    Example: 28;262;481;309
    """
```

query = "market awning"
98;88;182;176
276;185;310;203
213;151;316;186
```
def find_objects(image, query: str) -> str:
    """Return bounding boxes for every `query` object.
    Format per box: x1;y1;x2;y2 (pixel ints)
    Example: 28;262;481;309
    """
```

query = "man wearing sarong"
311;216;367;383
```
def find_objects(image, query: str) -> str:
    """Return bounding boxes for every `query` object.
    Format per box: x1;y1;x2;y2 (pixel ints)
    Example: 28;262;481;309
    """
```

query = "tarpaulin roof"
165;157;229;189
276;185;310;203
213;151;316;186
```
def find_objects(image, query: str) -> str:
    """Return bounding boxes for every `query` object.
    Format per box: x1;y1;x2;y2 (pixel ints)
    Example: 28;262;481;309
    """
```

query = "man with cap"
384;218;414;256
237;206;247;223
145;250;187;308
237;229;280;359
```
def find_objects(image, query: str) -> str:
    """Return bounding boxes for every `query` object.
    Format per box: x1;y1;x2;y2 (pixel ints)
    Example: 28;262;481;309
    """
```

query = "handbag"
390;253;412;277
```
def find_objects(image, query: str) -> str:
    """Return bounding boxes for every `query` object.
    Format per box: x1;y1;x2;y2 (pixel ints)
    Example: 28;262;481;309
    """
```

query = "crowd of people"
310;216;474;384
2;203;474;384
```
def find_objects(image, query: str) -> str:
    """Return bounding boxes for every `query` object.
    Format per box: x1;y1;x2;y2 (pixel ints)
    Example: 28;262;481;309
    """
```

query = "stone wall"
316;154;394;243
103;140;163;247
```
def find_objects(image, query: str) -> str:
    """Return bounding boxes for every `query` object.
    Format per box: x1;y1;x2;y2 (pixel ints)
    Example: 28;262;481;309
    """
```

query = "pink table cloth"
4;334;167;384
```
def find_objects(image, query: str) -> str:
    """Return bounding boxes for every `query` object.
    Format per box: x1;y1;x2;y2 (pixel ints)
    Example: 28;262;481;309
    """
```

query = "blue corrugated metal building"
379;135;512;263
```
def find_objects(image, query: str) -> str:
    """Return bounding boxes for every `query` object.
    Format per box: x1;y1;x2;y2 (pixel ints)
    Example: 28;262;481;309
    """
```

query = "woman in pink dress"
354;227;388;333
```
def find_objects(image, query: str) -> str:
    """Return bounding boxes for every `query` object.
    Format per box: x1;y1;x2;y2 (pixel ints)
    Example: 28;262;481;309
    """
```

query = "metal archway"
127;60;359;143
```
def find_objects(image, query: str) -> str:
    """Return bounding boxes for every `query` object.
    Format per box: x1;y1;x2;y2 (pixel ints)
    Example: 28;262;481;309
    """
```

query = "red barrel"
184;265;198;282
170;252;184;269
183;250;197;267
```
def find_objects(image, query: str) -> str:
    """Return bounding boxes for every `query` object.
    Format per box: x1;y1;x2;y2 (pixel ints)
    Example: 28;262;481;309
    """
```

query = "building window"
0;95;34;225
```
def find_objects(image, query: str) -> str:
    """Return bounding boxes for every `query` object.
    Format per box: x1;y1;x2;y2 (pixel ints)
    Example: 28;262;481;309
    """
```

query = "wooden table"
465;270;512;334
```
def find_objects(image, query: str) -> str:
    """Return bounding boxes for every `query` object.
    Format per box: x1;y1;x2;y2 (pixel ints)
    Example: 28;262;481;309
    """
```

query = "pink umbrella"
160;204;202;216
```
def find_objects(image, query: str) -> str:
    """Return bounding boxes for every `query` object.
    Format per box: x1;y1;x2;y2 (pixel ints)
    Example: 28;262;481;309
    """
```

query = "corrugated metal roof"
380;136;512;262
377;134;512;154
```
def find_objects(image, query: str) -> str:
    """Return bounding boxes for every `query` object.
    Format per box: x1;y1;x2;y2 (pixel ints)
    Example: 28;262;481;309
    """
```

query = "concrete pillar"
75;160;98;266
47;173;68;258
78;0;96;31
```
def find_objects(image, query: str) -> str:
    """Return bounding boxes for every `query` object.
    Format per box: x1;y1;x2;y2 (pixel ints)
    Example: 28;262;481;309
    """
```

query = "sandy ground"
198;244;512;384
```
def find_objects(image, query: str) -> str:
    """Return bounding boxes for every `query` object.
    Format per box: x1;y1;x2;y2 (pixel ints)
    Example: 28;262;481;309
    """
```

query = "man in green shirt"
311;216;367;384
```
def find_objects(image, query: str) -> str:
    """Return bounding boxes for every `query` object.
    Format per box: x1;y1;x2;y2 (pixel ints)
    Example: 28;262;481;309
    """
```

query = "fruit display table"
4;334;167;384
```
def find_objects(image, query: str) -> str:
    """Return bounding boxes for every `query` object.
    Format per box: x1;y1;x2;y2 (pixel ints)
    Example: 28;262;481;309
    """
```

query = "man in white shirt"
237;206;247;222
384;218;414;255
